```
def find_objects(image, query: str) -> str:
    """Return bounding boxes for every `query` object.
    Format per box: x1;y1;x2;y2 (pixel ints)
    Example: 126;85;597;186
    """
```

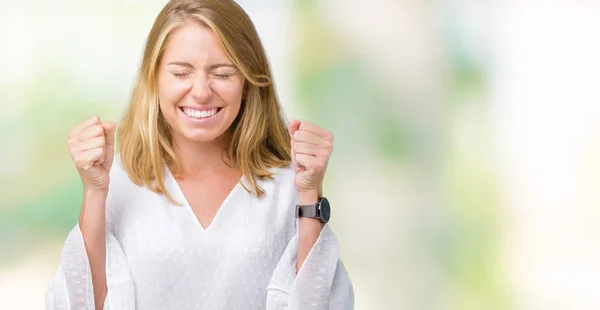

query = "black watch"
296;197;331;223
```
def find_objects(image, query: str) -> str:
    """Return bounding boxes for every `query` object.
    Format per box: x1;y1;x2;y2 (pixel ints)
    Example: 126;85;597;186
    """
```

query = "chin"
179;128;226;143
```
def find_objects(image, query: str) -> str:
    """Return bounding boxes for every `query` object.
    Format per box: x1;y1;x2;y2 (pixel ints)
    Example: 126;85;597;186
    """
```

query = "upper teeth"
182;107;218;119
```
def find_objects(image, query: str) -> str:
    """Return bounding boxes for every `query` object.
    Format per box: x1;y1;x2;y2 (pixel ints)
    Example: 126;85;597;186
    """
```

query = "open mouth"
180;107;223;120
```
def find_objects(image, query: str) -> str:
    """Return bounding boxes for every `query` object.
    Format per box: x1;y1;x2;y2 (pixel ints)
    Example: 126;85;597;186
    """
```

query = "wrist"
79;188;108;230
83;188;108;200
298;190;320;205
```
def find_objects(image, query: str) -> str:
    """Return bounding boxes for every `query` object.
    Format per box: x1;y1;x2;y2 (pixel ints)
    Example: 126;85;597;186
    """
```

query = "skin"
157;21;244;148
156;20;334;274
67;115;114;309
68;20;335;309
156;21;246;229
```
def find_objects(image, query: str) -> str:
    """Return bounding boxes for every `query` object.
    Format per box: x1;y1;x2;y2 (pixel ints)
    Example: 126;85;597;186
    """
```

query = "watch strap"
296;204;319;218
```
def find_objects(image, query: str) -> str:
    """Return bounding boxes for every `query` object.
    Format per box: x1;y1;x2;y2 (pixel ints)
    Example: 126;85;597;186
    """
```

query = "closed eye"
172;72;189;78
213;73;233;79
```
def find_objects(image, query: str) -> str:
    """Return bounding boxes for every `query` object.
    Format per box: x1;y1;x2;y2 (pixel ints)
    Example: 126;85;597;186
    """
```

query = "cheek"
158;75;190;104
212;80;244;106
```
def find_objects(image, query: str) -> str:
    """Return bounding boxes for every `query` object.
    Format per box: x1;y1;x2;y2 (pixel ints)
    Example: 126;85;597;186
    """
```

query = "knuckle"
74;157;85;167
69;145;80;155
93;125;104;136
84;126;97;137
94;135;105;145
80;136;92;145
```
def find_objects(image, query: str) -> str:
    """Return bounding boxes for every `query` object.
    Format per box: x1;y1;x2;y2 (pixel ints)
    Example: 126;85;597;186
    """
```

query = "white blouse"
45;155;354;309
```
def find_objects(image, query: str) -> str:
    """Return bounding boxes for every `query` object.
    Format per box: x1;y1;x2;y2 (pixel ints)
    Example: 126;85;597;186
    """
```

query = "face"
157;21;245;144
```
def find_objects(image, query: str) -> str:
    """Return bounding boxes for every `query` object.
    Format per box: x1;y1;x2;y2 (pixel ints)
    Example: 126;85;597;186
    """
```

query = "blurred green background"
2;1;600;309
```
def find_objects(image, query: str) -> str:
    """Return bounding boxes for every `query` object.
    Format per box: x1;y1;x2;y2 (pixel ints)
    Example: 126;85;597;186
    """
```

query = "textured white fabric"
45;155;354;309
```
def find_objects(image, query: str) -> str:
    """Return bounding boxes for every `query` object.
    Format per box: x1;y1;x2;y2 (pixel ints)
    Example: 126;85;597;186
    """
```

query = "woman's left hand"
288;119;334;197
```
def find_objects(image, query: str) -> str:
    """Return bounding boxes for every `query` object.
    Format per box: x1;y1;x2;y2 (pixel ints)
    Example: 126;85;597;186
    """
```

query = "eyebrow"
167;62;236;70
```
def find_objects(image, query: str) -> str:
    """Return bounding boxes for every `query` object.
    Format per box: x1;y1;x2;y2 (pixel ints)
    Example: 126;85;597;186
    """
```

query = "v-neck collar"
164;166;245;232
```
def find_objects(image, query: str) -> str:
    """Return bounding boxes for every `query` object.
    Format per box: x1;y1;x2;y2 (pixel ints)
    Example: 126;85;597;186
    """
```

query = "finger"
76;124;105;142
288;119;301;166
76;136;105;153
69;116;101;138
102;122;116;169
103;121;116;147
292;130;324;145
295;153;320;170
288;119;301;137
67;125;103;153
298;121;333;141
76;148;104;170
294;142;330;158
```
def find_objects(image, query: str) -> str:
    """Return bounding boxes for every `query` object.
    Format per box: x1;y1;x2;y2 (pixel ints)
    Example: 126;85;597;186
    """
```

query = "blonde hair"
117;0;291;204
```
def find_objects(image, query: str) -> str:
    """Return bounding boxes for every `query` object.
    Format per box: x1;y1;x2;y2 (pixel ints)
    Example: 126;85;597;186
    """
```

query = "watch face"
319;198;331;223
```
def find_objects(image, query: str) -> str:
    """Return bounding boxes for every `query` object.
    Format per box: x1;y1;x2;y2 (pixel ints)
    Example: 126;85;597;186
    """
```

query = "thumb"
288;119;301;169
288;119;301;138
102;121;116;169
103;121;116;147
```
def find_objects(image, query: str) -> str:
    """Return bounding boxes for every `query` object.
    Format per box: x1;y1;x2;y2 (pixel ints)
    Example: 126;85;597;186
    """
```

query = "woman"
45;0;353;309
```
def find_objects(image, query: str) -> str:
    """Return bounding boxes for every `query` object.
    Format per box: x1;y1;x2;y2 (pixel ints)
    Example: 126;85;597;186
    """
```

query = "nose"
190;74;212;103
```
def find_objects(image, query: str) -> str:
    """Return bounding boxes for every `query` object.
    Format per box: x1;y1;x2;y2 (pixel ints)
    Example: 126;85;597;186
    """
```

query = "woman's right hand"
67;116;116;193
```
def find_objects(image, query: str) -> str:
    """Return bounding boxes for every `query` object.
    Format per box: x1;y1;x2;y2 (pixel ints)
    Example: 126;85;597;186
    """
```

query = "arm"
46;181;135;310
296;191;324;274
268;120;353;309
47;119;134;309
266;220;354;310
78;189;108;309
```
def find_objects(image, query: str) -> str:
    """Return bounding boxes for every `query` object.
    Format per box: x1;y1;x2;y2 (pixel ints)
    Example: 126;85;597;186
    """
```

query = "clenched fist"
288;119;334;196
66;116;116;192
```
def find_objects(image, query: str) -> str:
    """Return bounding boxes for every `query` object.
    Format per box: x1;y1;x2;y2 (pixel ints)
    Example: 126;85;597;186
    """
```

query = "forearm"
296;191;324;274
78;189;108;309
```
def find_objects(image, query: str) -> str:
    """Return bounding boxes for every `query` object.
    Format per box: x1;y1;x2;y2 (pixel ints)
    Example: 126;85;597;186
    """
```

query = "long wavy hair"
117;0;291;204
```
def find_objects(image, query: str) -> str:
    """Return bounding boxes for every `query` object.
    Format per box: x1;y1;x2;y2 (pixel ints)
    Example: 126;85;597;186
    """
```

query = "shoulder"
269;164;295;186
108;153;130;190
106;153;141;208
254;164;298;204
105;153;150;229
253;165;298;233
259;164;295;190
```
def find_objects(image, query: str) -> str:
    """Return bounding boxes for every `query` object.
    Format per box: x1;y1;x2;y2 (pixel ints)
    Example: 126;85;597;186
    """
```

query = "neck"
171;133;233;178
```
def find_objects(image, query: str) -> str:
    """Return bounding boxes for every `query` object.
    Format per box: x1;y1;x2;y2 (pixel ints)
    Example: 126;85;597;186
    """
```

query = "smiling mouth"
180;107;223;120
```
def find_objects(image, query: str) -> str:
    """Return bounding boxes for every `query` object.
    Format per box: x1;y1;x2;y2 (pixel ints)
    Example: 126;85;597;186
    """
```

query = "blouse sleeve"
44;223;135;310
266;224;355;310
